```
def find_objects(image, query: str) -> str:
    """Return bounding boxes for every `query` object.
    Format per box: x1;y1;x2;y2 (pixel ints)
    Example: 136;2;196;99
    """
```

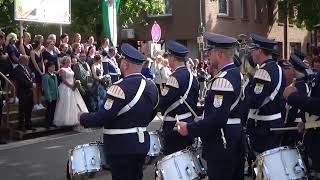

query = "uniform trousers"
162;121;194;155
18;93;33;128
305;129;320;172
45;100;56;127
247;118;283;153
108;154;146;180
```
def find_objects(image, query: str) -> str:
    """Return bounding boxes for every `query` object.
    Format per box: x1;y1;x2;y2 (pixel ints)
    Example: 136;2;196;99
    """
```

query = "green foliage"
291;0;320;31
119;0;165;28
278;0;320;31
0;0;164;36
0;0;19;33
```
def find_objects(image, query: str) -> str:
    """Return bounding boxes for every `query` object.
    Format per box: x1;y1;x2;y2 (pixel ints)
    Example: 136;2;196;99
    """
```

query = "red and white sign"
151;21;161;43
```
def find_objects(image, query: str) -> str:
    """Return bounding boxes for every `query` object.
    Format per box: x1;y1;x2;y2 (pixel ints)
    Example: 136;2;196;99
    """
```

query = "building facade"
122;0;311;59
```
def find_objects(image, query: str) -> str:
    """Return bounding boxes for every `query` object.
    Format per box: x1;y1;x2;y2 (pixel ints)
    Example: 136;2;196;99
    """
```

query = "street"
0;119;251;180
0;120;163;180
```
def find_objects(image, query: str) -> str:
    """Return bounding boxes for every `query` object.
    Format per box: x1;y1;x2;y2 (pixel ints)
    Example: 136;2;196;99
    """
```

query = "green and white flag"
102;0;120;47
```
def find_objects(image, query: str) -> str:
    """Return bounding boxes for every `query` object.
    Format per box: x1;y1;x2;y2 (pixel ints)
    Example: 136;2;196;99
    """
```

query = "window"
219;0;229;15
147;0;172;17
255;0;262;21
164;0;172;15
241;0;248;19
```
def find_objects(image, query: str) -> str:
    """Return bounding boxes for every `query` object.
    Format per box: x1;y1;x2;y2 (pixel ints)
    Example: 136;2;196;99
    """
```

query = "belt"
103;127;147;135
248;109;282;121
164;112;192;121
294;118;302;123
227;118;241;125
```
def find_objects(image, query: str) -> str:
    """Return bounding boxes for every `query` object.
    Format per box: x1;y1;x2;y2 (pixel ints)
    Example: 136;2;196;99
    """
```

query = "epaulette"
254;69;271;82
107;85;125;99
166;76;179;88
211;78;234;92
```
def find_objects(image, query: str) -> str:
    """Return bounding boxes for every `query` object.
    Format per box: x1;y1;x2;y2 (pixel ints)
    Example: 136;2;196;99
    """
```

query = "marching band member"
158;40;199;155
281;52;309;146
284;69;320;179
78;43;159;180
246;34;286;154
176;32;244;180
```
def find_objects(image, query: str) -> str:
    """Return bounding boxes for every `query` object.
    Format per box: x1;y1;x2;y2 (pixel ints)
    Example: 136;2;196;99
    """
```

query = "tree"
279;0;320;31
0;0;165;36
0;0;19;33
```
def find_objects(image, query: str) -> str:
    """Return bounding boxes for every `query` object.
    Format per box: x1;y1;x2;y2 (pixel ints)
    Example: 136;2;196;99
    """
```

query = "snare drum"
255;146;307;180
156;149;206;180
148;131;162;156
68;142;105;175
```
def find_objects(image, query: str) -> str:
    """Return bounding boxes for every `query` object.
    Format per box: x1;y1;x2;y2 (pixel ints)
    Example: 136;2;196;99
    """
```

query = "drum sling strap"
253;65;283;115
164;71;193;117
117;79;146;116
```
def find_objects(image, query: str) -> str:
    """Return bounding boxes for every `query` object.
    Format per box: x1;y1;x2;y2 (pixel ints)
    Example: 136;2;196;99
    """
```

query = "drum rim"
159;149;192;163
258;146;293;158
149;131;158;135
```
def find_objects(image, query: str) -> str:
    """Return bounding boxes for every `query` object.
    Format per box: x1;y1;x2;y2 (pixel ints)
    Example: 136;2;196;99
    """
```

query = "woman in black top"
42;39;59;72
20;32;33;56
30;35;45;110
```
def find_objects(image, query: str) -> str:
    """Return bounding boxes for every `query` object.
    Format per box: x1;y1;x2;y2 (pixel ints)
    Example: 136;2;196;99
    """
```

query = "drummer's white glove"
297;122;305;133
175;121;188;136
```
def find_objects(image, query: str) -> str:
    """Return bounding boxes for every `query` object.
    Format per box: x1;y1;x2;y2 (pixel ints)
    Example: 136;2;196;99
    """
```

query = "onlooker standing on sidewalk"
160;58;171;86
152;55;163;92
141;58;155;80
30;35;45;110
42;61;59;128
14;55;35;131
20;32;33;56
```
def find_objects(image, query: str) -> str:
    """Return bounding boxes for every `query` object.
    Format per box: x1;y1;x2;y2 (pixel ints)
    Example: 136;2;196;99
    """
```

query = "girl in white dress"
53;56;88;126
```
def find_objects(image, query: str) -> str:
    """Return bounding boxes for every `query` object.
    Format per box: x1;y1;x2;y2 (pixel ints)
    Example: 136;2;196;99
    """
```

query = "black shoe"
0;138;7;144
25;126;36;131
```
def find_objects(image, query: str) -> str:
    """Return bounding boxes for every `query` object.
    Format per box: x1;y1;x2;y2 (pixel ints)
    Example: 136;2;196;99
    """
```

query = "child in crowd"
42;61;59;128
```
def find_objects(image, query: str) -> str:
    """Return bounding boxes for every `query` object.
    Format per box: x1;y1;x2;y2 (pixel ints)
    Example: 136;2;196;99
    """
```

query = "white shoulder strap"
259;64;283;109
117;79;146;116
164;72;193;116
230;73;243;111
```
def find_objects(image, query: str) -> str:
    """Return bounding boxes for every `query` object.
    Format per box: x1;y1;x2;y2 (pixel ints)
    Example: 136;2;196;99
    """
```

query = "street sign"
197;36;204;44
151;21;161;43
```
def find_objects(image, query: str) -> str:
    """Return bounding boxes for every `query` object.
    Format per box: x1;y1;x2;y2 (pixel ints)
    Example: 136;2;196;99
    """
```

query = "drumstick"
176;115;181;131
270;127;298;131
284;78;296;124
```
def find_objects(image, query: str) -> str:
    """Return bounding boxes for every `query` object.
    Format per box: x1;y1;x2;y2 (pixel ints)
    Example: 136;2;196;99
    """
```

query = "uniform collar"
125;73;143;79
174;65;187;72
260;59;274;67
220;63;235;72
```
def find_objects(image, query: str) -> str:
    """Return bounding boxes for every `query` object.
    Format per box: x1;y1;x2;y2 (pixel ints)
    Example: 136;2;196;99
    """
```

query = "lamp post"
198;0;205;61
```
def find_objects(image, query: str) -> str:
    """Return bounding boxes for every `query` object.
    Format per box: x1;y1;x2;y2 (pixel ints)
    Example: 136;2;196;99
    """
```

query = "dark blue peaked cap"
289;51;308;73
166;40;189;59
293;48;305;60
121;43;145;64
204;32;237;49
250;33;276;51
